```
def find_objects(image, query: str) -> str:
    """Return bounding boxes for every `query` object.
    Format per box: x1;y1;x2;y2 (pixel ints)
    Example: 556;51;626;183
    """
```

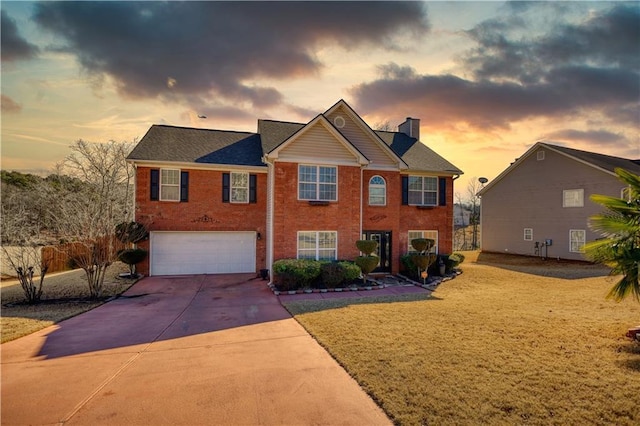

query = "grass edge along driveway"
283;253;639;426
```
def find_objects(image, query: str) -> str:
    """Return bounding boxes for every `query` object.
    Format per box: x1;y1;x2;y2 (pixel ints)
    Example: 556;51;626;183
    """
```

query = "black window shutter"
401;176;409;205
249;174;257;203
180;171;189;202
439;177;447;206
222;173;230;203
150;169;159;201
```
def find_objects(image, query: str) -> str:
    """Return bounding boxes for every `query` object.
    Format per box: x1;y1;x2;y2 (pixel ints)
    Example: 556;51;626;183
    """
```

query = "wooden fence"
42;238;127;274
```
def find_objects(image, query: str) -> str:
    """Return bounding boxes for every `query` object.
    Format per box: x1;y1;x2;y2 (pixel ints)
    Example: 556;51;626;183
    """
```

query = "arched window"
369;175;386;206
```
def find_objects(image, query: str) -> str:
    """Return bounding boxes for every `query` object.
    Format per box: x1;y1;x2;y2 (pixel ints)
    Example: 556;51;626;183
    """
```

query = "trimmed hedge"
272;259;362;291
356;240;378;256
272;259;321;291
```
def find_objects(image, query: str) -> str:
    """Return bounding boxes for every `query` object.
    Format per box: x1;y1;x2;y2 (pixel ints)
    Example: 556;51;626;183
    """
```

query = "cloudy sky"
2;1;638;193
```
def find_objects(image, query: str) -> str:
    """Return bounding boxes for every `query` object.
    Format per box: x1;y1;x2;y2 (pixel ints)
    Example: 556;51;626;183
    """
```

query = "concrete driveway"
1;274;390;425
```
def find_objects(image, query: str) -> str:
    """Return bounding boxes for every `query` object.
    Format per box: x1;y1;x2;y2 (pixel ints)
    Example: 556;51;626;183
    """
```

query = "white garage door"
150;232;256;276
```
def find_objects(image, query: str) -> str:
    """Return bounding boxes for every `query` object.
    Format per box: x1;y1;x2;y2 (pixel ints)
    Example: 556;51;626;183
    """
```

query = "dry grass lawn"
285;252;640;426
1;263;136;343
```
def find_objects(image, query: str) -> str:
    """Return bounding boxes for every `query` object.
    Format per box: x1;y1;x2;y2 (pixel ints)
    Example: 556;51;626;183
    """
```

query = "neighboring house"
454;204;471;227
478;142;640;261
126;100;463;276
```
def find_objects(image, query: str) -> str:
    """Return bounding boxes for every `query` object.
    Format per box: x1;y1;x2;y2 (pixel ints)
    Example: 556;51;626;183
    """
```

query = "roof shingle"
127;125;265;167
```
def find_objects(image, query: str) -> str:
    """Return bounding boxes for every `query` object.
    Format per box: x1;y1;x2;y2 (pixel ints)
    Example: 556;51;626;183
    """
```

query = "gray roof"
544;143;640;175
127;125;265;167
128;121;463;175
257;119;304;153
376;130;463;174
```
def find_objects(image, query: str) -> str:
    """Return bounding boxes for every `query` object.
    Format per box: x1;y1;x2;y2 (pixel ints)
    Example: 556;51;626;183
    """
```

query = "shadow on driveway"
36;273;290;359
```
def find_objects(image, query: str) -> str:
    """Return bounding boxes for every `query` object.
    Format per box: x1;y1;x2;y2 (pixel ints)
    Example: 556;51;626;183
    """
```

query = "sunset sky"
2;1;638;194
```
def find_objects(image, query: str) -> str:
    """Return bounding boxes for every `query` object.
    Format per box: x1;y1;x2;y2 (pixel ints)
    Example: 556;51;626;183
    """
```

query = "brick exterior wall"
133;166;455;276
398;176;454;255
362;172;454;274
134;167;267;275
271;162;362;262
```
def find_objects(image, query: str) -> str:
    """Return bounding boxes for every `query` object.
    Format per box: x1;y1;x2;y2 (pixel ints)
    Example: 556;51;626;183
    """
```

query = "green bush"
272;259;322;291
400;254;417;280
320;262;344;289
355;256;379;284
339;261;361;283
451;252;465;264
118;248;148;276
356;240;378;256
410;238;435;253
320;261;362;289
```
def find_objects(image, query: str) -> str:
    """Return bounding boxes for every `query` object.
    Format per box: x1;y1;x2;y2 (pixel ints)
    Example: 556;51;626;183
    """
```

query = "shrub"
115;221;148;244
355;256;379;284
356;240;378;256
118;248;148;277
400;254;418;280
320;261;362;289
410;238;435;253
339;261;361;283
451;252;465;264
321;262;345;289
272;259;322;291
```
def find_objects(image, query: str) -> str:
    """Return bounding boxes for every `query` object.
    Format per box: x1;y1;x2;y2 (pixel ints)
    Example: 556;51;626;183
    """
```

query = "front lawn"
284;252;640;425
1;263;136;343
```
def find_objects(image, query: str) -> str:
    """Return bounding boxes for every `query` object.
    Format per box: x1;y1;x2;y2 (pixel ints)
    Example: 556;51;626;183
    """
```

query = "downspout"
263;155;275;285
131;163;138;222
452;174;460;253
360;165;364;238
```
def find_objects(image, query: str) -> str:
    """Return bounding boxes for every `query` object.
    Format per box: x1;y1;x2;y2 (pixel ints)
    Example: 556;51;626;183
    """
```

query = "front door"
362;231;392;273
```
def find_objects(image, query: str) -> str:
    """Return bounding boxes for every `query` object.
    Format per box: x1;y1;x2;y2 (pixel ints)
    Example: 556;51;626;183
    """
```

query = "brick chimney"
398;117;420;140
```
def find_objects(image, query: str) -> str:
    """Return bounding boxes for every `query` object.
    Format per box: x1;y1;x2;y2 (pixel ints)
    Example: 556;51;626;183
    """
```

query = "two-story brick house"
126;100;463;277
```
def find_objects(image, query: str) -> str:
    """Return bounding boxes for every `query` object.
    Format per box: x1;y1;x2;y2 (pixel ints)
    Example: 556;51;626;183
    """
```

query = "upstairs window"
524;228;533;241
369;175;386;206
408;176;438;206
223;173;257;203
231;172;249;203
151;169;188;202
563;189;584;207
299;165;337;201
160;169;180;201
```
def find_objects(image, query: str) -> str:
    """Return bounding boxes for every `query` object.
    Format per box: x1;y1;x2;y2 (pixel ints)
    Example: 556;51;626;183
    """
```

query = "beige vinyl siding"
278;122;358;164
326;108;397;169
481;146;621;261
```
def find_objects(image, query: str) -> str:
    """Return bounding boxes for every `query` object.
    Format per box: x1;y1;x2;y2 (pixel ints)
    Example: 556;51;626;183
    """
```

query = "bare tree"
373;120;394;131
1;181;51;303
54;140;134;298
467;178;483;250
454;192;468;250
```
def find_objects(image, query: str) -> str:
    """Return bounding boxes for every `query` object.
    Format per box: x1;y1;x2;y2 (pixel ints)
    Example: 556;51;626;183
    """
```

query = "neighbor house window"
569;229;586;253
563;189;584;207
408;230;438;254
369;175;386;206
524;228;533;241
297;231;337;260
298;165;337;201
160;169;180;201
231;172;249;203
408;176;438;206
537;151;545;161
